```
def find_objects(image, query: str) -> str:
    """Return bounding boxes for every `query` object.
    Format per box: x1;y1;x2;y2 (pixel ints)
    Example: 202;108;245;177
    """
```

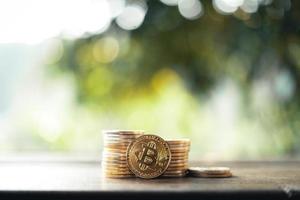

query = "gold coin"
103;148;128;152
169;146;190;149
169;147;190;150
192;173;232;178
170;158;189;162
102;168;132;173
168;163;189;167
169;143;190;145
168;145;190;148
102;160;127;164
169;161;188;165
104;143;131;148
102;168;130;172
104;132;143;136
102;157;127;161
104;135;138;139
102;161;129;166
169;153;189;157
103;141;135;145
165;167;188;173
162;174;186;177
169;158;188;162
104;141;135;145
102;155;127;160
102;152;126;159
102;163;129;168
103;174;135;178
102;156;127;160
163;171;187;176
102;166;130;170
168;142;190;145
170;155;189;159
103;145;130;149
102;158;128;162
103;147;129;151
102;150;127;155
102;162;128;166
164;172;187;175
168;161;189;165
103;148;128;153
103;174;134;177
170;158;188;162
103;130;144;135
170;149;189;154
168;164;188;168
126;134;171;179
168;143;190;147
164;170;187;174
167;169;188;172
164;174;187;177
104;136;140;141
188;167;230;175
102;166;131;171
188;167;232;178
166;139;190;143
170;149;190;153
102;169;133;174
169;163;188;167
167;166;188;170
103;155;125;159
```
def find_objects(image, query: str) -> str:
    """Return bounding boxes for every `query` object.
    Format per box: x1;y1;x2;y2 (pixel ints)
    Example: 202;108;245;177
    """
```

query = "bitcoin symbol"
127;134;171;179
135;141;158;171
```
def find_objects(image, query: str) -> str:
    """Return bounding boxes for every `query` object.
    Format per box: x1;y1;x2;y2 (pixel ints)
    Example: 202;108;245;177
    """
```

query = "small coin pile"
163;139;190;177
188;167;232;178
101;130;144;178
101;130;232;179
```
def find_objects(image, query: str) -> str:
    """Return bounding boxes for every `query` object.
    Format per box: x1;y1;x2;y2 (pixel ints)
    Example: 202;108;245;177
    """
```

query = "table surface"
0;160;300;200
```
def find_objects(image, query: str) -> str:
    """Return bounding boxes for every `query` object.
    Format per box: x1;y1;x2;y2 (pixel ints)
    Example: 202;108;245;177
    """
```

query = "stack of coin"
101;130;144;178
163;139;191;177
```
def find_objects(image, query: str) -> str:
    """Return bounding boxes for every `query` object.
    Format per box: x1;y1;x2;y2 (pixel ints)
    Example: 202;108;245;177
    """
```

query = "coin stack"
101;130;144;178
163;139;191;177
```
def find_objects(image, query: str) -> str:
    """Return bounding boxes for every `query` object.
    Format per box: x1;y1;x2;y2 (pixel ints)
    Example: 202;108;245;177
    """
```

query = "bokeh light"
178;0;203;20
213;0;241;14
160;0;178;6
93;37;120;63
108;0;126;18
0;0;111;44
116;2;148;30
241;0;259;13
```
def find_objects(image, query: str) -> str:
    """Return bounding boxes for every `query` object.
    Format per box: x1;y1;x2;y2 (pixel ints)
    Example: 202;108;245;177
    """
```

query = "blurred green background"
0;0;299;160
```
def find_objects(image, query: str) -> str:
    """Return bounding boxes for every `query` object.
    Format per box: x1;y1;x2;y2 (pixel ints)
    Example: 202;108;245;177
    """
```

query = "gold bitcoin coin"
126;134;171;179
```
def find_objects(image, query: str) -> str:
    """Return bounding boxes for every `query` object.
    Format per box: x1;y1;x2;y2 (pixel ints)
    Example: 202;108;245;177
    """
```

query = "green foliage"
53;0;300;158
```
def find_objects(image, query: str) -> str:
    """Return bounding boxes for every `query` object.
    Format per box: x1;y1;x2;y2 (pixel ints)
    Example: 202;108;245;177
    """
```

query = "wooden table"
0;160;299;200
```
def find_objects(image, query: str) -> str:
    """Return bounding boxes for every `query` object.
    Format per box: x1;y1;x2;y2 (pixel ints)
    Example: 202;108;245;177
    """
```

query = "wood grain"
0;161;299;200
